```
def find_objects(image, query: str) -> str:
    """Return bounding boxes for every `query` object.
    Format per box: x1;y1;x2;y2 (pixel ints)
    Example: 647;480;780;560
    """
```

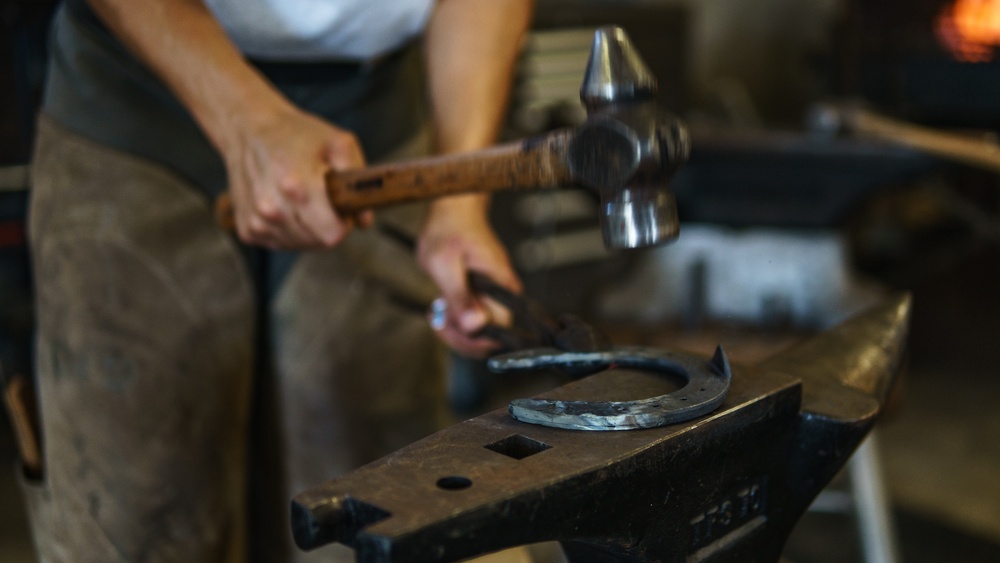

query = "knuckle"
336;130;360;148
254;199;284;222
236;225;253;244
330;133;363;164
277;176;304;197
245;217;271;238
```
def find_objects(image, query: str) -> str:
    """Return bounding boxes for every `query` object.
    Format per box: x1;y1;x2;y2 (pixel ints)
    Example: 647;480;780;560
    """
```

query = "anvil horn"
291;293;911;563
759;292;910;420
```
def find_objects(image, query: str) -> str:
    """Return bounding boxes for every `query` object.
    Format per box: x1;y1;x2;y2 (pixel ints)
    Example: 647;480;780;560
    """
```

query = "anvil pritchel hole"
436;476;473;491
484;434;551;460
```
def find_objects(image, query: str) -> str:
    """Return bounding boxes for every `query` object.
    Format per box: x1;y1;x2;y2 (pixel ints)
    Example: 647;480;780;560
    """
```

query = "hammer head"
568;26;690;250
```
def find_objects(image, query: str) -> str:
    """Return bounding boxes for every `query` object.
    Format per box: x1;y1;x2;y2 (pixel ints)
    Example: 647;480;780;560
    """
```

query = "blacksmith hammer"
290;294;910;562
217;26;690;250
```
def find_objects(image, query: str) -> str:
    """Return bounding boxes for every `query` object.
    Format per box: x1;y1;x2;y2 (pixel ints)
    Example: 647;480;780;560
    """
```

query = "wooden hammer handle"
214;129;574;229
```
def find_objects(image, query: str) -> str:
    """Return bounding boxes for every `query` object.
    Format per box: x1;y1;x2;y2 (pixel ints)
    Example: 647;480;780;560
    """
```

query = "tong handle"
468;271;611;354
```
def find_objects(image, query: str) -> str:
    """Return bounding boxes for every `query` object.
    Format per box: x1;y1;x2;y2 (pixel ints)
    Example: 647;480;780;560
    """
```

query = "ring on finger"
429;297;448;331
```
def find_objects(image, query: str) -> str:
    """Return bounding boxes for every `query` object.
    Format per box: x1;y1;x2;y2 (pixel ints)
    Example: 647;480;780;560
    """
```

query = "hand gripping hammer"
217;26;690;250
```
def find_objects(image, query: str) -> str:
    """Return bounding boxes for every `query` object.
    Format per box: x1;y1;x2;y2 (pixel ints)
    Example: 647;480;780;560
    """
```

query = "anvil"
291;294;910;562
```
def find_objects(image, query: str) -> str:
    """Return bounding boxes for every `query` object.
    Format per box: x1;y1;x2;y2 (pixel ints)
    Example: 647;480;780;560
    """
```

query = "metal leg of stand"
848;431;901;563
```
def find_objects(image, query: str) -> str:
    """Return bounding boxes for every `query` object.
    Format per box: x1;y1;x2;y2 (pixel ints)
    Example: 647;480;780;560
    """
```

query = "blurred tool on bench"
811;102;1000;176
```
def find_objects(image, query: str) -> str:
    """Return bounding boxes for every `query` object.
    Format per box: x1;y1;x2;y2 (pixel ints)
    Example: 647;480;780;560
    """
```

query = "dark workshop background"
3;0;1000;561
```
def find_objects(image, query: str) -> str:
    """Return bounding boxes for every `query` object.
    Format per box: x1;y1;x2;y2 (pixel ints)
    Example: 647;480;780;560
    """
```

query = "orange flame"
936;0;1000;62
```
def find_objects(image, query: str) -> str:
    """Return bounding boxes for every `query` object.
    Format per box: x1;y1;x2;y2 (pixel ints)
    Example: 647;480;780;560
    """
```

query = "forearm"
423;0;534;215
425;0;533;154
86;0;366;248
85;0;290;153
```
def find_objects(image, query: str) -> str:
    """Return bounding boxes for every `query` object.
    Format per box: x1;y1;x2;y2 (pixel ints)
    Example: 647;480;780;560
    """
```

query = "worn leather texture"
25;117;447;563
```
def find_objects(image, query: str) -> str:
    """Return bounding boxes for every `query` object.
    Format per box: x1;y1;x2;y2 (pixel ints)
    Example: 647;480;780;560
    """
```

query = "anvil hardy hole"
484;434;551;460
436;476;473;491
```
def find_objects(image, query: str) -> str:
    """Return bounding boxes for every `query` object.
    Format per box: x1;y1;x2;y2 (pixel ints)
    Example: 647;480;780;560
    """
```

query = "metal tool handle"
214;129;574;229
469;271;612;354
824;104;1000;175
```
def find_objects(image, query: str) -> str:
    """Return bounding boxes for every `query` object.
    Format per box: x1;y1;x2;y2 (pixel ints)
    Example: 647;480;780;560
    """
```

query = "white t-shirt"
204;0;436;61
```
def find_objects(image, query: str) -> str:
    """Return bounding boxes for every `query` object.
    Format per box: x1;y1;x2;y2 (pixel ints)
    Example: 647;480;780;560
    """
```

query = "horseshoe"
487;345;732;431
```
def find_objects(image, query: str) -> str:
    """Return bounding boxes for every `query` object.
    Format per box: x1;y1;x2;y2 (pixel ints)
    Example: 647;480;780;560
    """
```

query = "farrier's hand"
221;103;374;249
418;195;522;358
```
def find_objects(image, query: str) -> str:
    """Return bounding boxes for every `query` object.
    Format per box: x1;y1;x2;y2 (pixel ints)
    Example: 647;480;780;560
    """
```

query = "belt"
248;43;415;85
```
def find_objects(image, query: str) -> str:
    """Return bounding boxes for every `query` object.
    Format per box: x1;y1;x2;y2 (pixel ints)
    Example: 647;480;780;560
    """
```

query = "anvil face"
292;295;910;563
